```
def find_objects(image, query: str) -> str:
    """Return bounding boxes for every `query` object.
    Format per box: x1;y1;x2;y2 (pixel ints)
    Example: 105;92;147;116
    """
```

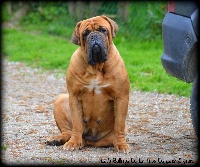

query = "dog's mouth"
83;129;99;142
86;32;108;66
83;134;98;142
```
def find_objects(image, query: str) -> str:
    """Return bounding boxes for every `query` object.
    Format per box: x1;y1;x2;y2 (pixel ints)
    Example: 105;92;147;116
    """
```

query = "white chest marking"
85;78;110;94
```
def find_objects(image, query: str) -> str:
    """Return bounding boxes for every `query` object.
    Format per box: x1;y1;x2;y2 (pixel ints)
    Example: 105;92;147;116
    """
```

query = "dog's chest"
81;77;113;114
84;77;110;94
79;76;114;134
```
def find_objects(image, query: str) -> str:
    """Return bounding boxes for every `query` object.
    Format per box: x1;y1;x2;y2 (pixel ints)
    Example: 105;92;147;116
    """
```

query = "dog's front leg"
113;96;131;153
63;94;83;150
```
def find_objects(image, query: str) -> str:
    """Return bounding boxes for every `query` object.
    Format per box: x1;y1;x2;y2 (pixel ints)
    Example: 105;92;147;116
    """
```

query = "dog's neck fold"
84;63;104;78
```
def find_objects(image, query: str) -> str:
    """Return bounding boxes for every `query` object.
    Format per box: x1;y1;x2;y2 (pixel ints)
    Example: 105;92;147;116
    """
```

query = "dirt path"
1;59;198;165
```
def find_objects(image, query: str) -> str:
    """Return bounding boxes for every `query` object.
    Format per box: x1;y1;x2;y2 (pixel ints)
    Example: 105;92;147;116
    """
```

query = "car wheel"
190;74;199;138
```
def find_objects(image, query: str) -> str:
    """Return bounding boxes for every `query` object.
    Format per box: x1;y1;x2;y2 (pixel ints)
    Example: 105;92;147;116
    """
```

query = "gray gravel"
1;59;198;165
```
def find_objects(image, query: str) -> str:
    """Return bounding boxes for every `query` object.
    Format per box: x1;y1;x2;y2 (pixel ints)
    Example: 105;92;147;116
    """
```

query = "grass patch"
2;29;77;70
2;28;192;97
1;145;7;151
115;39;192;96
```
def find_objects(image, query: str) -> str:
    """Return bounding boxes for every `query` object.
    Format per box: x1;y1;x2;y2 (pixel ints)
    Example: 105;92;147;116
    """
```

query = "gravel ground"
1;59;198;165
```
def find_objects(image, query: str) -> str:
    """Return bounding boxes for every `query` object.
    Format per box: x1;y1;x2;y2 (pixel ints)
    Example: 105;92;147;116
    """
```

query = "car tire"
190;74;199;138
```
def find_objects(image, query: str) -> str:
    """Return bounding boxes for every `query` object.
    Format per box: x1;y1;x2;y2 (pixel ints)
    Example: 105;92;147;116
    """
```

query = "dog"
46;15;131;153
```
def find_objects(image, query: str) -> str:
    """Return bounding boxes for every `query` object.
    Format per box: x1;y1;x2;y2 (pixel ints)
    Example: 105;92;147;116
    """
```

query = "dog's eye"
98;27;107;36
83;30;90;40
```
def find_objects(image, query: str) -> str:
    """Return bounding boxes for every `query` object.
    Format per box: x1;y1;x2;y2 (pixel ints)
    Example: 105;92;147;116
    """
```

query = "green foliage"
1;2;13;22
18;1;165;41
100;1;118;15
117;1;166;41
21;2;75;38
1;145;7;151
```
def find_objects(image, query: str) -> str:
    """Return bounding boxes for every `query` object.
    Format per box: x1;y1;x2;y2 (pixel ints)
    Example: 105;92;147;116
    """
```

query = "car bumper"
161;12;198;83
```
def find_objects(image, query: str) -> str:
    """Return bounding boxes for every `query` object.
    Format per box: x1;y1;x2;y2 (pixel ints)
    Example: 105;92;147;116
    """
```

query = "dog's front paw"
46;138;63;146
114;142;131;153
45;133;71;146
46;136;65;146
63;140;83;151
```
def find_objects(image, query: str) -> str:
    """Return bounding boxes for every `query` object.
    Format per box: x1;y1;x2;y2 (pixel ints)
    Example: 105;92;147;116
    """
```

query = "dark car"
161;1;199;137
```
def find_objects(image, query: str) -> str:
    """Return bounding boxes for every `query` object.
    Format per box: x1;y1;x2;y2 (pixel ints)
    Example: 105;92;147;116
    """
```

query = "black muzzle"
87;32;108;66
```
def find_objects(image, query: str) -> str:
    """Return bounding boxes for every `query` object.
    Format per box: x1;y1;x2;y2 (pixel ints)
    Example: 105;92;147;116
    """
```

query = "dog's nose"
93;44;100;53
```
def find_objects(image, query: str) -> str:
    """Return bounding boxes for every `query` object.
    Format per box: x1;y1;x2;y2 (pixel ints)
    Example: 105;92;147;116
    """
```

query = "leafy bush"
19;1;166;42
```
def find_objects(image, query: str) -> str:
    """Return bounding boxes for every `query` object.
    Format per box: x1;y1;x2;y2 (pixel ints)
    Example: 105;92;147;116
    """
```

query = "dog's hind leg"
46;94;72;146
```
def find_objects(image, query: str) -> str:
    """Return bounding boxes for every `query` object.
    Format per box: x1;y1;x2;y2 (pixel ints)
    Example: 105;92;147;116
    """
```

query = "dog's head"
71;15;118;66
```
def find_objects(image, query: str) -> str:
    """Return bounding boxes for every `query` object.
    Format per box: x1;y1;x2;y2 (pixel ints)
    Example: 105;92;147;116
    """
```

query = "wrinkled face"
71;15;118;66
83;28;108;66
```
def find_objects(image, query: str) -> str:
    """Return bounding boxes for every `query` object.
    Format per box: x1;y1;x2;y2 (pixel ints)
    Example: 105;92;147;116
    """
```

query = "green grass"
2;28;192;97
115;39;192;96
1;145;7;151
2;29;77;70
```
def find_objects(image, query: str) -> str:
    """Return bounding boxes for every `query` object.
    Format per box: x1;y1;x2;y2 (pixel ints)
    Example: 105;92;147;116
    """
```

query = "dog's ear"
71;21;82;45
101;15;118;38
